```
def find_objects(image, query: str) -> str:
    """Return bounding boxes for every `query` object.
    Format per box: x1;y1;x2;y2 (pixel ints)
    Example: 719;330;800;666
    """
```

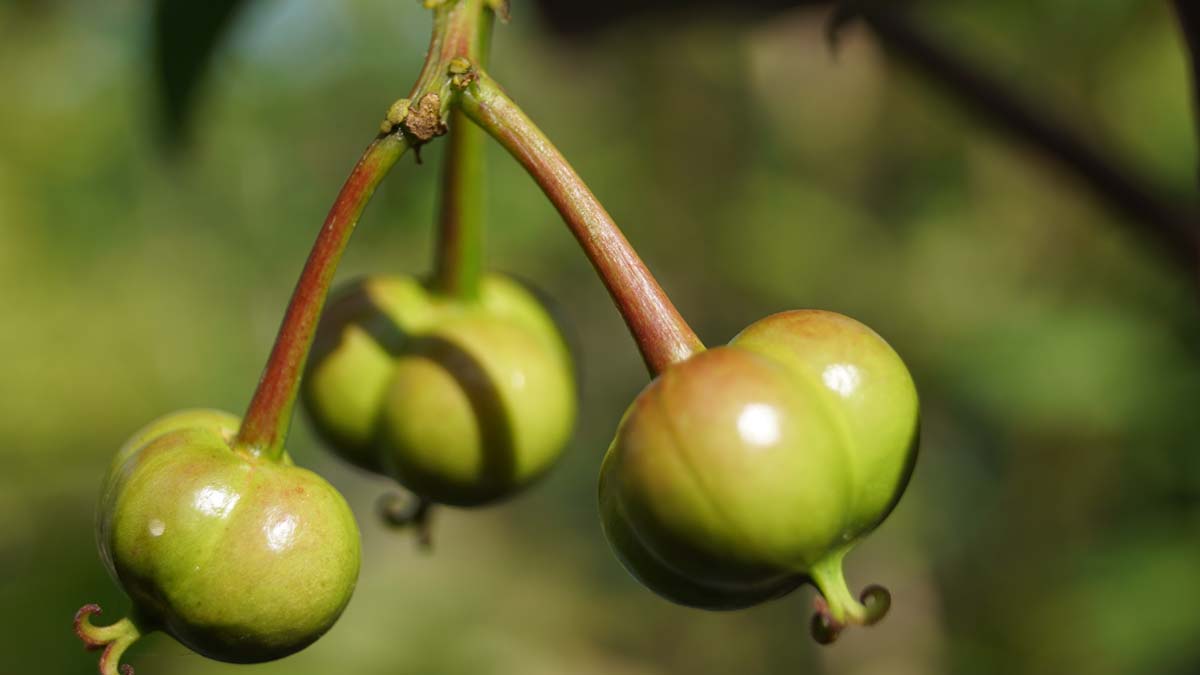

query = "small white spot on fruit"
148;519;165;537
737;403;781;447
265;512;299;552
822;363;860;398
510;371;527;390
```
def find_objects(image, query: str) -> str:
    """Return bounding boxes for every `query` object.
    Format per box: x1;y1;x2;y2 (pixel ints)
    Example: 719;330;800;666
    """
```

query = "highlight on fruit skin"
303;273;577;511
76;409;361;674
598;310;919;642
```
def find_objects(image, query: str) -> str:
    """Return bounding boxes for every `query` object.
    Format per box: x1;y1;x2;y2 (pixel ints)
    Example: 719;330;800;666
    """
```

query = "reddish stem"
408;0;496;99
456;69;704;376
235;134;409;460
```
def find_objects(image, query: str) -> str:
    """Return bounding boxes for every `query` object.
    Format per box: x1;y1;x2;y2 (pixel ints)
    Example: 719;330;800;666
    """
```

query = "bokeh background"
4;1;1200;673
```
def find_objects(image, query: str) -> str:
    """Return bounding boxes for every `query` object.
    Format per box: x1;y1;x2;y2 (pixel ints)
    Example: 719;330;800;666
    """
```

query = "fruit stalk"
235;134;409;460
430;0;496;298
75;605;141;675
408;0;501;100
431;110;487;298
455;68;704;376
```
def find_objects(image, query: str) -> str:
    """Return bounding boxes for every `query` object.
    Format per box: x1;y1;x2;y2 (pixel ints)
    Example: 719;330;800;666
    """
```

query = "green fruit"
303;277;436;473
303;274;576;506
599;310;917;640
82;409;361;672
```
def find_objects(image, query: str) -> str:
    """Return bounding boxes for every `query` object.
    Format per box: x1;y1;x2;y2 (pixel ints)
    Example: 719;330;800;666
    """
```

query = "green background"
3;1;1199;673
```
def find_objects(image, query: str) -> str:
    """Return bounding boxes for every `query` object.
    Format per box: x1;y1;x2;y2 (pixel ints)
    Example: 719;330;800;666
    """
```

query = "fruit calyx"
74;604;143;675
807;549;892;645
379;492;436;549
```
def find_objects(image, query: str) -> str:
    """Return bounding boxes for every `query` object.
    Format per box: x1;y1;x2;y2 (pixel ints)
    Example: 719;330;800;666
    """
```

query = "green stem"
430;1;495;298
455;68;705;377
431;110;486;298
235;134;409;460
408;0;497;100
75;604;144;675
806;546;891;644
808;549;865;626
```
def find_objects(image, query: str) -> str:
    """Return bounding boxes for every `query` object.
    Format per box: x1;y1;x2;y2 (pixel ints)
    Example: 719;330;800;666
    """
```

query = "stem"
409;0;497;99
456;68;705;376
235;1;500;460
806;545;891;644
75;604;143;675
431;111;487;298
431;1;495;298
235;134;409;460
808;550;865;626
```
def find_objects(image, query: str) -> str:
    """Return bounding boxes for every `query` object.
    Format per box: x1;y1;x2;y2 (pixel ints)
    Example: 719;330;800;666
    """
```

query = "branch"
456;68;705;376
836;2;1200;271
235;135;409;459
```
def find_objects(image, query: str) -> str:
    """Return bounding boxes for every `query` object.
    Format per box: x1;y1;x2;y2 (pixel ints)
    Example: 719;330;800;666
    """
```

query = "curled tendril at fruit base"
859;584;893;625
378;492;436;550
809;584;892;645
74;604;142;675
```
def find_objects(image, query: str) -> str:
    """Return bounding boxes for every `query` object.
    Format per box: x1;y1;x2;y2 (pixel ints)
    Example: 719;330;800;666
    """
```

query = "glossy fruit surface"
303;274;576;506
97;409;360;663
599;310;917;633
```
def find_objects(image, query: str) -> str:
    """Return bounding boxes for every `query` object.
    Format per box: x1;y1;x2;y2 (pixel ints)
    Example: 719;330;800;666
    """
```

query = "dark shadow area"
531;0;823;37
398;332;519;504
333;282;520;504
153;0;250;146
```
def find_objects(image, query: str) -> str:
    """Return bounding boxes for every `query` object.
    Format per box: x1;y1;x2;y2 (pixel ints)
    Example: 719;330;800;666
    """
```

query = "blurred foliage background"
3;1;1200;673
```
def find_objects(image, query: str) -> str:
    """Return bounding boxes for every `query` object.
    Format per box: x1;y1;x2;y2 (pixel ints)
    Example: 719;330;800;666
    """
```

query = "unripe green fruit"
303;277;436;472
599;310;917;638
303;274;576;506
378;313;576;504
90;409;360;667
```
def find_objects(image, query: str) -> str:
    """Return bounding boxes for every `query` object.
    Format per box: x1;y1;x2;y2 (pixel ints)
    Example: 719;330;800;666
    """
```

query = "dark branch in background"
532;0;1200;272
1173;0;1200;189
830;2;1200;272
531;0;815;35
148;0;1200;273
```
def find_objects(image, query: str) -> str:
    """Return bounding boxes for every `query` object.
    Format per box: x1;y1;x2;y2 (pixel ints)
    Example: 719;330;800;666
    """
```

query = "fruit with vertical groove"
599;310;918;641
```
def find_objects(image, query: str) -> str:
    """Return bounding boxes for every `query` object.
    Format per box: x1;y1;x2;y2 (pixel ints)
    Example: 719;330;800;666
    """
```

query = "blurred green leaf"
153;0;250;144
